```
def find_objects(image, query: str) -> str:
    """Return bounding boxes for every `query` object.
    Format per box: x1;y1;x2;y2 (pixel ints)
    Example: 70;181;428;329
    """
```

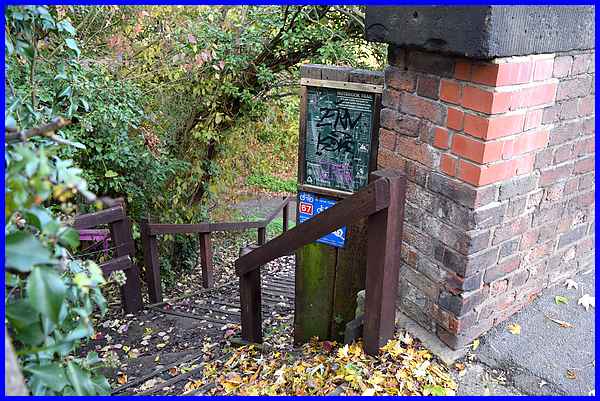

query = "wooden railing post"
363;170;407;355
198;233;214;288
257;227;267;245
239;245;262;343
141;217;162;303
109;213;143;313
282;198;289;232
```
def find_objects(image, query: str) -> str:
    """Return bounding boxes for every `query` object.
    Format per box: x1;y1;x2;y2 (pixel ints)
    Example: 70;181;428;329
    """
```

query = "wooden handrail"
147;196;294;235
236;169;407;355
140;196;294;303
235;177;391;276
73;206;126;230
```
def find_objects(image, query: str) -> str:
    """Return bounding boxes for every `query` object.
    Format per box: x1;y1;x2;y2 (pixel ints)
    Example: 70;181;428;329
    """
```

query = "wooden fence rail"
235;169;406;355
140;196;293;304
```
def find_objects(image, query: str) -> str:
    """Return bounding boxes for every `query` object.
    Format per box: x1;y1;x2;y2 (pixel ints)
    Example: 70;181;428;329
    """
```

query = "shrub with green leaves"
5;6;110;395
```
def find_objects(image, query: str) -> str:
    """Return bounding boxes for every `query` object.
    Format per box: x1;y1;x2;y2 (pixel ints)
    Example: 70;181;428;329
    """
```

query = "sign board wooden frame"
297;68;383;199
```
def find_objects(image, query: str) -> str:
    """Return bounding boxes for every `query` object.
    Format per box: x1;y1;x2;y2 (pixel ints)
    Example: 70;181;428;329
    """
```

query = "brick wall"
378;47;595;349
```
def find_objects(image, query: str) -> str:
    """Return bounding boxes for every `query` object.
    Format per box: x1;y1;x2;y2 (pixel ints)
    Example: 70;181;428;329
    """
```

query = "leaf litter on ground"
183;334;457;396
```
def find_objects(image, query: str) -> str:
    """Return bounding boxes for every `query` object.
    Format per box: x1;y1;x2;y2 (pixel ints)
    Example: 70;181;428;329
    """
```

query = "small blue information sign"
298;191;346;248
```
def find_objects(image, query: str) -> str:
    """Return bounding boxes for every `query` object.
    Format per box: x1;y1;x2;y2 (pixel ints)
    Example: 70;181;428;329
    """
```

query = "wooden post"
109;215;143;313
239;245;262;343
257;227;267;245
140;217;162;303
363;170;406;355
198;233;214;288
282;200;289;232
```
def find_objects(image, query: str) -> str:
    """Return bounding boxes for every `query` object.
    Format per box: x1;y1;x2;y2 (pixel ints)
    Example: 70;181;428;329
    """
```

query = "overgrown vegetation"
247;173;297;193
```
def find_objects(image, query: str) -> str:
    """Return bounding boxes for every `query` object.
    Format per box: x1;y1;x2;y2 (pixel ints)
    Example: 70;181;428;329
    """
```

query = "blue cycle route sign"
298;191;346;248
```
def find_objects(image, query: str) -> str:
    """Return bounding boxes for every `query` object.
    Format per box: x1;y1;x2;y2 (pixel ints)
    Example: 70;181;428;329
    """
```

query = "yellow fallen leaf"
471;339;480;351
508;323;521;335
362;388;377;396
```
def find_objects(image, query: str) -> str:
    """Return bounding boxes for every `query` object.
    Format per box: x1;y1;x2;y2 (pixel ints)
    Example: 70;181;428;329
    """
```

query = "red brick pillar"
377;47;594;349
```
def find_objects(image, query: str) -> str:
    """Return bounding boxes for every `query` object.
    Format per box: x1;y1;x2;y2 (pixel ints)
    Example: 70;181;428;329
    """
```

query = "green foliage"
70;6;384;209
5;6;110;395
247;174;297;193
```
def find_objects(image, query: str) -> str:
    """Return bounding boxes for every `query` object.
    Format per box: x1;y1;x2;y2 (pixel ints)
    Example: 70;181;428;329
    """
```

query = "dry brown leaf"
545;315;575;328
566;370;577;380
117;372;128;385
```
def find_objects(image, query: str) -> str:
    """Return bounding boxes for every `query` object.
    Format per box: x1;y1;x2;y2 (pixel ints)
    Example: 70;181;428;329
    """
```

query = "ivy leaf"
554;295;569;305
64;38;80;57
27;266;67;324
5;231;54;272
24;363;69;392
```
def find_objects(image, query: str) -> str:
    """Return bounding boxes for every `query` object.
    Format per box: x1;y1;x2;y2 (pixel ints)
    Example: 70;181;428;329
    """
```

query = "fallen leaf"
554;295;569;305
128;348;140;358
545;315;574;328
566;370;576;380
362;388;376;396
154;355;160;363
471;339;480;351
157;343;167;349
578;294;595;311
169;367;179;376
508;323;521;335
564;279;578;290
322;340;334;353
454;363;466;377
117;372;128;385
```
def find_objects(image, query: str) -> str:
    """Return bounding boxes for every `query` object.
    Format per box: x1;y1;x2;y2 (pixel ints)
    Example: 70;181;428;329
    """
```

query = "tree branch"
5;117;77;147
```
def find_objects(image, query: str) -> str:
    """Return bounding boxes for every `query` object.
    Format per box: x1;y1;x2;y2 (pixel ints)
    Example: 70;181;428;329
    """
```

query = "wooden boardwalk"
111;257;295;395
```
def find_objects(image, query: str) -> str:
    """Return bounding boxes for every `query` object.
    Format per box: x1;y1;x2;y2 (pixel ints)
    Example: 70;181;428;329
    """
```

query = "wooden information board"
295;65;383;344
298;74;382;197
